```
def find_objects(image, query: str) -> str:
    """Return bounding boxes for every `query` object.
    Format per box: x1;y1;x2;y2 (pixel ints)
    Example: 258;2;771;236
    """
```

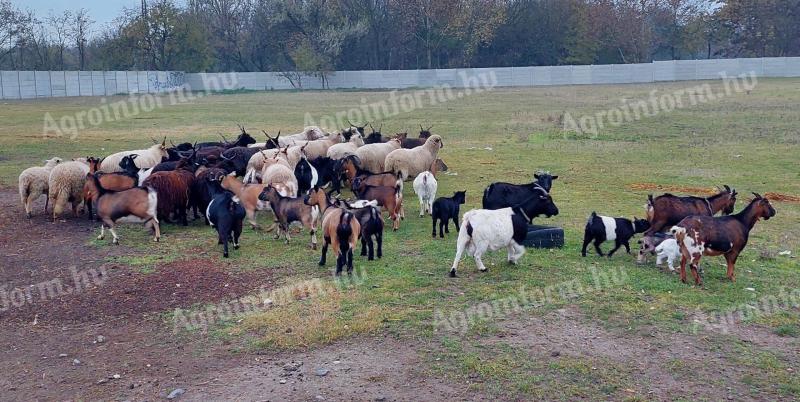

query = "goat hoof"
318;261;325;266
223;253;229;258
448;270;457;278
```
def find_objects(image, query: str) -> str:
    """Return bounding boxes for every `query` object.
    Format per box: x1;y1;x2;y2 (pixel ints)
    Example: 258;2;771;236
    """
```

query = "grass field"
1;78;799;399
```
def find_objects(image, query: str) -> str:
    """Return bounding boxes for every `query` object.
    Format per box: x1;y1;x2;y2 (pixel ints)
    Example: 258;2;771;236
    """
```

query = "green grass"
1;78;798;398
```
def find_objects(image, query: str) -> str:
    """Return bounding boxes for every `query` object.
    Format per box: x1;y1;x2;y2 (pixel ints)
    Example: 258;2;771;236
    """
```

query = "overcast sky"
11;0;158;34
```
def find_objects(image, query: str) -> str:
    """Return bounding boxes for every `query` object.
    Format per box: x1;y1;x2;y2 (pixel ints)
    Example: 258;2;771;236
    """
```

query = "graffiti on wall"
148;71;185;92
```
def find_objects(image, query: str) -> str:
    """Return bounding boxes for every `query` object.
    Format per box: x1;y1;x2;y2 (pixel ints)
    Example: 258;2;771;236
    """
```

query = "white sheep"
412;171;437;217
355;138;402;173
326;130;365;160
244;149;286;183
285;131;345;168
261;157;298;197
449;208;527;277
384;135;443;181
655;238;681;271
99;140;168;172
249;126;327;148
48;159;90;220
18;157;63;217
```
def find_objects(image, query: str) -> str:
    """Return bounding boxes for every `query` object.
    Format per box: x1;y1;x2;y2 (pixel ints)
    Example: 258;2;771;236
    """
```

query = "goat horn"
379;123;383;131
150;137;158;144
724;184;731;192
752;192;762;199
420;124;424;131
170;139;176;147
427;125;433;131
262;130;272;140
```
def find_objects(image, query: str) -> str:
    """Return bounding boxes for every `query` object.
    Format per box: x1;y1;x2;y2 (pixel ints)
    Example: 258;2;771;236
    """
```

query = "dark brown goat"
671;193;776;285
645;186;737;235
142;159;195;225
258;184;322;248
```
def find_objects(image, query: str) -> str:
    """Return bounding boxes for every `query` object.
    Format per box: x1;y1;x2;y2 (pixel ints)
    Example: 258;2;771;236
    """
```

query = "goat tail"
336;212;355;254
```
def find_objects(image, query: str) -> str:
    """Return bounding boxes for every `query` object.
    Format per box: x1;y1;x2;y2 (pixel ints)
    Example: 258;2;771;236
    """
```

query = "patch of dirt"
482;307;799;400
764;192;800;204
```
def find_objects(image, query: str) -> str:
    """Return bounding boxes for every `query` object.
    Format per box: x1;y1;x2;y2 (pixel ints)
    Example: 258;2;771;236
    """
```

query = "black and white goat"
581;212;650;257
294;155;319;194
449;192;559;277
206;190;246;258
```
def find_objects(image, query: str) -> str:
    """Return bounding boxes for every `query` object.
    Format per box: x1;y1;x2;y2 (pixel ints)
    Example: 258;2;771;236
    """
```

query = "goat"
412;171;437;217
399;125;433;148
449;192;559;277
294;154;319;194
329;195;384;261
191;167;228;223
353;182;404;231
221;174;281;230
482;171;558;210
432;191;466;238
83;156;138;220
141;159;195;225
671;193;776;286
645;185;738;235
317;207;361;276
84;173;160;244
206;190;246;258
655;238;681;271
581;213;650;257
258;185;321;248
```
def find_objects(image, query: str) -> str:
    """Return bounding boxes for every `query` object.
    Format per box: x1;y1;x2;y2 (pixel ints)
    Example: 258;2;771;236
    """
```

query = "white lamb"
18;157;63;217
412;171;437;217
99;140;168;172
449;207;528;277
655;238;681;271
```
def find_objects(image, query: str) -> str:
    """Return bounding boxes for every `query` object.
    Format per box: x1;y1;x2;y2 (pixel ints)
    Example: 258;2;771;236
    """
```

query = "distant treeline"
1;0;798;74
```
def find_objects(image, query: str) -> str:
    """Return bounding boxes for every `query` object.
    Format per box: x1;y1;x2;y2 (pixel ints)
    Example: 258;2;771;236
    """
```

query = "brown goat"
257;185;321;248
84;173;160;244
221;174;286;230
671;194;776;286
317;207;361;276
142;159;195;225
83;158;138;219
353;182;404;231
645;186;737;235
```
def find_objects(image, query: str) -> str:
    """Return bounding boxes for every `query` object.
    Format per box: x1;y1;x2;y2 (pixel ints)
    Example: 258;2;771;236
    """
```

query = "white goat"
412;171;437;217
655;238;681;271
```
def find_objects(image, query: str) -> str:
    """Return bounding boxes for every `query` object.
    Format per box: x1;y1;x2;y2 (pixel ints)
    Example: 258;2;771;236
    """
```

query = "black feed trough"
522;225;564;249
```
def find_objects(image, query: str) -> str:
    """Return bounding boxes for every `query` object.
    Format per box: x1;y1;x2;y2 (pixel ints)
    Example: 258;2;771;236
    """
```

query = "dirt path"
0;189;470;401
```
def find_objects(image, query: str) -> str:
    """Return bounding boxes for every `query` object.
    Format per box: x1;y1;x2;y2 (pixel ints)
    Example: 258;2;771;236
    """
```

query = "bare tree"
49;10;72;69
72;9;94;70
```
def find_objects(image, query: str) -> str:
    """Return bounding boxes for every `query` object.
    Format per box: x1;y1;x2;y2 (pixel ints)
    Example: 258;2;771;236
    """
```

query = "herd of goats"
18;124;776;284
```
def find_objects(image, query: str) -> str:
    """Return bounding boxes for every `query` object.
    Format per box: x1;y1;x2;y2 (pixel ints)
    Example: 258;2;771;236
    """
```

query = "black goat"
482;171;558;211
206;190;246;258
582;212;650;257
431;191;466;238
190;167;227;223
221;146;264;177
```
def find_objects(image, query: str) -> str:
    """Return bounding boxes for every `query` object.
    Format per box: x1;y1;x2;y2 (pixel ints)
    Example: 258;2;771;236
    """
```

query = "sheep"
354;138;402;173
327;131;365;160
286;131;345;165
449;193;559;277
384;135;443;181
99;138;168;172
243;148;284;183
277;126;327;147
84;173;161;244
48;159;90;220
261;156;298;198
655;238;681;271
412;171;437;217
18;157;63;217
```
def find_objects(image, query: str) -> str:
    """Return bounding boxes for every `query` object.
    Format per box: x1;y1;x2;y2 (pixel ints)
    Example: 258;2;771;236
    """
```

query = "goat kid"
581;212;650;257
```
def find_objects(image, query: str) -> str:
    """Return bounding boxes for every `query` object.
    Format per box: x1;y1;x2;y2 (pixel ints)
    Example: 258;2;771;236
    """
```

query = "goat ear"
534;173;540;179
552;175;558;180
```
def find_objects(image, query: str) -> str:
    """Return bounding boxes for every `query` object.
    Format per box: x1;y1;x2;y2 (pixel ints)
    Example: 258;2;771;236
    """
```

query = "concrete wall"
183;57;800;91
0;71;185;100
2;58;799;99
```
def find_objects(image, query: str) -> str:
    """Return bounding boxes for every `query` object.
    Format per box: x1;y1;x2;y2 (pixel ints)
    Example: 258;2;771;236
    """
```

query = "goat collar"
515;207;532;223
703;198;713;214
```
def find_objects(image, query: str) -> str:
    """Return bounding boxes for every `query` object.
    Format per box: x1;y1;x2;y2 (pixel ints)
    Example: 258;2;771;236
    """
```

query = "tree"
72;9;94;70
49;10;72;69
